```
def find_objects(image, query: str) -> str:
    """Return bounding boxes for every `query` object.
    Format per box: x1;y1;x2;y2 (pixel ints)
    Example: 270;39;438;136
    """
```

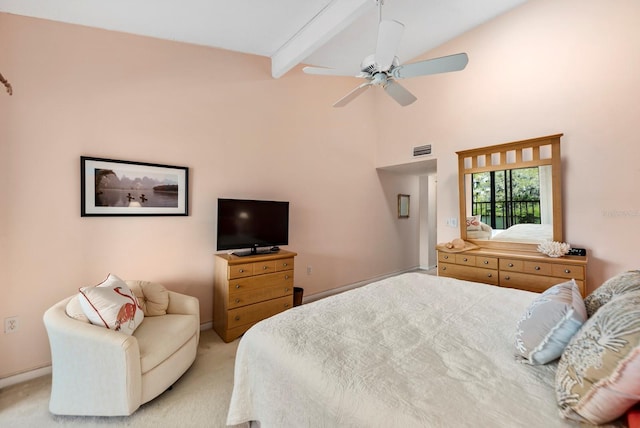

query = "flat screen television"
216;198;289;256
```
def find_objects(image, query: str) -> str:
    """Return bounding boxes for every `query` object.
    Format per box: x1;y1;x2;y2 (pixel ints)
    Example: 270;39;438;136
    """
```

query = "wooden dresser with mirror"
437;134;588;296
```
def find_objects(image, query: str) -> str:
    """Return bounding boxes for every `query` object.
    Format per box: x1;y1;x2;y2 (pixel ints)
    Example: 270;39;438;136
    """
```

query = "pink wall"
4;0;638;381
377;0;640;288
0;14;419;379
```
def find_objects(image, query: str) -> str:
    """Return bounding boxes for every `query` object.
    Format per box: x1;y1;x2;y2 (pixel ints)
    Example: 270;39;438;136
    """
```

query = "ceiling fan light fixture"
303;1;469;107
371;73;388;86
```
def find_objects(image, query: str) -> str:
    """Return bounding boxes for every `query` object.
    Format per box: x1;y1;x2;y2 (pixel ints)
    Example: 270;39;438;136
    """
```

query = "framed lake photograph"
81;157;189;216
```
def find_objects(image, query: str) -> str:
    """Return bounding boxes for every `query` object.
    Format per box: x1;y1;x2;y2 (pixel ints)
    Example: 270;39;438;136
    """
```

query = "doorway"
377;158;437;270
419;173;437;269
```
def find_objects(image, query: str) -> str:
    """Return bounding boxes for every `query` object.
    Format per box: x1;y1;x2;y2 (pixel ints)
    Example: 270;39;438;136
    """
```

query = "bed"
491;223;553;243
226;272;611;427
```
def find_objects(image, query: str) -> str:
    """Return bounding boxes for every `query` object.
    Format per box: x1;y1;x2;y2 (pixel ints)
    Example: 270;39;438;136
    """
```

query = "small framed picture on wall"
81;156;189;216
398;194;410;218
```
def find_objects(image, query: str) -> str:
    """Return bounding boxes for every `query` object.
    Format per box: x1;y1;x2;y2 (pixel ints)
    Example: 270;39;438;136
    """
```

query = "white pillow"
65;296;89;323
78;274;144;335
514;279;587;365
126;280;169;316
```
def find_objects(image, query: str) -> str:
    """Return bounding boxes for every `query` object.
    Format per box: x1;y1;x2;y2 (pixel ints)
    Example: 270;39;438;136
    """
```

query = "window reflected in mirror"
464;165;553;243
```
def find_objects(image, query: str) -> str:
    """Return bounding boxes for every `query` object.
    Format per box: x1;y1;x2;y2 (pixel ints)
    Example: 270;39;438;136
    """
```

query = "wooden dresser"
213;250;296;342
437;248;588;296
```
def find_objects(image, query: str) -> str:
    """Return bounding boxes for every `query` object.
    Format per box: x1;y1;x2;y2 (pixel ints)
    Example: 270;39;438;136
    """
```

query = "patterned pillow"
466;215;482;231
556;291;640;425
584;270;640;317
515;279;587;365
78;274;144;335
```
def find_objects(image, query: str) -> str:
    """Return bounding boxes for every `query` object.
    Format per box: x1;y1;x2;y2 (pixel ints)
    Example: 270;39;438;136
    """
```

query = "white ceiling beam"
270;0;372;79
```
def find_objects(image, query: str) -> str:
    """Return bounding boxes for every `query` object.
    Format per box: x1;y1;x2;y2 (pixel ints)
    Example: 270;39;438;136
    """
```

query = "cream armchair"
43;281;200;416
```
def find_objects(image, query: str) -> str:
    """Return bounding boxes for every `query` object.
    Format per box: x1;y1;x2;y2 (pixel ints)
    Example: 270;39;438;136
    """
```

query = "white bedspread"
227;273;584;427
492;223;553;243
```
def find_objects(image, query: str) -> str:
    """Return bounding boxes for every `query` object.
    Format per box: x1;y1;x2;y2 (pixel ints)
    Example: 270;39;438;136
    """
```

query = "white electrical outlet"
4;316;19;334
307;266;312;275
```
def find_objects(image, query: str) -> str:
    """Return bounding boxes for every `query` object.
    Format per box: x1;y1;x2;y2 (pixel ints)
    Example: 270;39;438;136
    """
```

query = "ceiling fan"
302;0;468;107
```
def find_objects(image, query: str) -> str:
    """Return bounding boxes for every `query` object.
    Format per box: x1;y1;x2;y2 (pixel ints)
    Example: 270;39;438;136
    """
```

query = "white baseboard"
420;264;437;271
200;321;213;331
0;365;52;389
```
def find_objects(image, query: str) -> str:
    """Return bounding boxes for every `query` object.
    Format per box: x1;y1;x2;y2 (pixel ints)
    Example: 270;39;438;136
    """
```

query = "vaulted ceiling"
0;0;528;78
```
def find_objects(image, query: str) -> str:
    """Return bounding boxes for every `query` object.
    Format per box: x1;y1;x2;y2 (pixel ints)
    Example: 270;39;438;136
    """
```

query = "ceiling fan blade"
384;81;417;106
333;82;372;108
375;20;404;71
391;53;469;80
303;66;362;77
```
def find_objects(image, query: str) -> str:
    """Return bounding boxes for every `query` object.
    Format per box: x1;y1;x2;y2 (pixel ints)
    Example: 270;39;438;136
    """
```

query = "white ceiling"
0;0;528;78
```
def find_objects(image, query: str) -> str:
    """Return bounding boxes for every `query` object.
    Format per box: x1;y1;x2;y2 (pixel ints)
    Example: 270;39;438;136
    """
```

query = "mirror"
464;165;553;243
457;134;563;250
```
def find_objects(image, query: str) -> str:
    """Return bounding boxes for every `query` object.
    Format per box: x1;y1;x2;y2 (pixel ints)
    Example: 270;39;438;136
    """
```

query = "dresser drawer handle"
285;275;290;280
239;269;244;273
442;267;447;271
535;266;541;271
284;303;290;308
234;316;240;321
505;275;511;280
463;258;468;262
285;287;290;292
487;273;492;278
282;263;288;267
263;266;268;270
235;284;241;289
508;263;514;267
443;255;449;259
483;260;489;265
235;298;240;304
564;269;571;274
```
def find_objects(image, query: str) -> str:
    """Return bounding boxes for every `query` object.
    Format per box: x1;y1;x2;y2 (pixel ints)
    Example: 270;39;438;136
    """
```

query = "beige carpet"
0;329;241;428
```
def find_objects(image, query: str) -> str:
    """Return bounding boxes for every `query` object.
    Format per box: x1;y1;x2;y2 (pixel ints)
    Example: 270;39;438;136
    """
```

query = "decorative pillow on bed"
78;274;144;335
514;279;587;365
556;291;640;425
466;215;482;231
584;270;640;317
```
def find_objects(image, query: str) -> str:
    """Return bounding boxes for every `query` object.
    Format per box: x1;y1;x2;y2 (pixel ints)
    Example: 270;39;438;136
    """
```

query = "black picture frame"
81;156;189;216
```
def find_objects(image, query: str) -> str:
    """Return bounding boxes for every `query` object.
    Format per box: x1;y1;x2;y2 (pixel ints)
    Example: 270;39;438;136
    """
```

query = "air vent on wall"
413;144;432;157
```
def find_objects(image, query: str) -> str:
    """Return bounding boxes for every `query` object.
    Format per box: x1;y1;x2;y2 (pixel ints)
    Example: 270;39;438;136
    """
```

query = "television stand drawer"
227;296;293;330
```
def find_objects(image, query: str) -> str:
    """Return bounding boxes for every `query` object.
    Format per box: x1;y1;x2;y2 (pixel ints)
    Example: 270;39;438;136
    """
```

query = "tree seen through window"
472;167;541;229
